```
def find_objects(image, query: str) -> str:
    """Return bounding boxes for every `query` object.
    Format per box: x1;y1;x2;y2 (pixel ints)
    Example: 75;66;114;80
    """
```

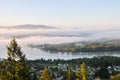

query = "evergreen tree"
40;66;51;80
76;62;88;80
67;68;71;80
0;37;30;80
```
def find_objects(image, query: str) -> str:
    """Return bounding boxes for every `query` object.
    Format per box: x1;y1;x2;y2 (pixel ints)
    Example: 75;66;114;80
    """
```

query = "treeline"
27;56;120;68
29;43;120;52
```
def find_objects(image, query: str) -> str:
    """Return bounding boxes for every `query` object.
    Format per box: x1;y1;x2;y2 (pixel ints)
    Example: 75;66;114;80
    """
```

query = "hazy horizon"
0;0;120;29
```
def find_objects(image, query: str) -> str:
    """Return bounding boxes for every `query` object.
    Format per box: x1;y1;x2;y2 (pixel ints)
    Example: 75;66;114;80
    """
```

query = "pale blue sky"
0;0;120;29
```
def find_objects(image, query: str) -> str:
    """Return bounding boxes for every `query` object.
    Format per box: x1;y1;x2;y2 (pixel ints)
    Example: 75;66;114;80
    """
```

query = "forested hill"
28;39;120;52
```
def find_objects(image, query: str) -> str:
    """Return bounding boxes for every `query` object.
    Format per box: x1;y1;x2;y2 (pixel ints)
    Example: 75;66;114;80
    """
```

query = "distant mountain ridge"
0;24;57;29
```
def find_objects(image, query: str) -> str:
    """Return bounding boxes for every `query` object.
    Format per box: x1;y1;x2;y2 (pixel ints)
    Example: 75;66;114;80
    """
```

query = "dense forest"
27;56;120;80
27;56;120;68
0;38;120;80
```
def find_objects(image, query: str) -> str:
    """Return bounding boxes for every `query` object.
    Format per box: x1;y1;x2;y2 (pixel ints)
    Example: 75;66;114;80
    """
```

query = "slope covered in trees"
29;41;120;52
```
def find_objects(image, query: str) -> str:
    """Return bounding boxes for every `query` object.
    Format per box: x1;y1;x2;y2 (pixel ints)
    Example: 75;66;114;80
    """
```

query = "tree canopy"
0;37;30;80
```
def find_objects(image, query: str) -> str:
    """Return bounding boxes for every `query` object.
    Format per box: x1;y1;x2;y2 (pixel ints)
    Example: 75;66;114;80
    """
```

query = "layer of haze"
0;27;120;60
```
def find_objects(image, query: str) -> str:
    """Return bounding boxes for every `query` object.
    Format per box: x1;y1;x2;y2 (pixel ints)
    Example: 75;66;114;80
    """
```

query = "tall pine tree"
76;62;88;80
0;37;30;80
67;68;71;80
40;66;51;80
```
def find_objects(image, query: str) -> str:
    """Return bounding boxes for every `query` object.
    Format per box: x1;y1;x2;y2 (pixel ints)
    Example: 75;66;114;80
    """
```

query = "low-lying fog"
0;25;120;60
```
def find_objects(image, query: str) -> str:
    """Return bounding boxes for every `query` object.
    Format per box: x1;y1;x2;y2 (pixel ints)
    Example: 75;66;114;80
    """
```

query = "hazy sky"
0;0;120;29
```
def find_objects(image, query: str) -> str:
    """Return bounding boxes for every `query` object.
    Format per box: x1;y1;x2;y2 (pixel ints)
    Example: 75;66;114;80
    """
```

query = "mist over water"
0;26;120;60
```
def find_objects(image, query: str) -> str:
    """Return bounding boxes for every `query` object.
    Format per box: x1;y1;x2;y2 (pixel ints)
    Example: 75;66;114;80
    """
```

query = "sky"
0;0;120;29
